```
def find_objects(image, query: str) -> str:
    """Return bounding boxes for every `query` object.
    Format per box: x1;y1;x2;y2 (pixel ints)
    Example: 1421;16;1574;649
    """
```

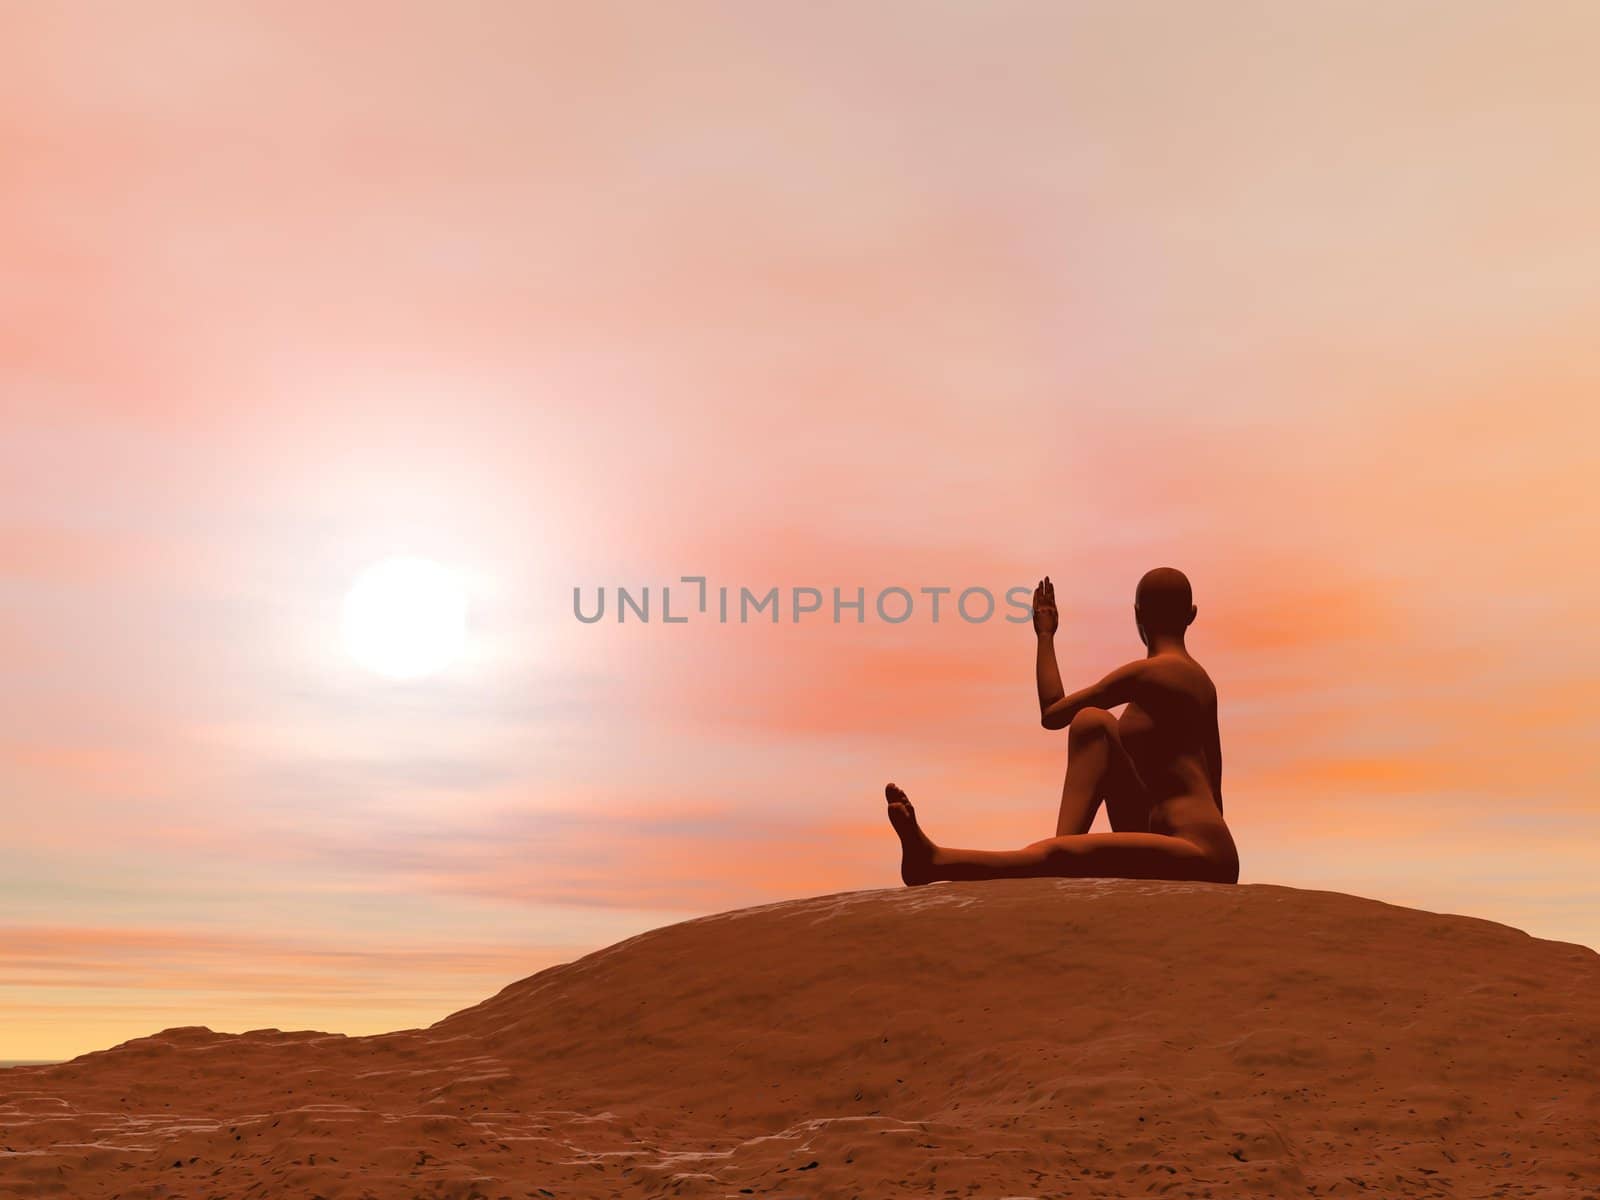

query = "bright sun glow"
342;557;468;680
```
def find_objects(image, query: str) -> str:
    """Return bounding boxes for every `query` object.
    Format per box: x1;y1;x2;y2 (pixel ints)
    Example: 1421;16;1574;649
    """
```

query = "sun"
341;557;468;680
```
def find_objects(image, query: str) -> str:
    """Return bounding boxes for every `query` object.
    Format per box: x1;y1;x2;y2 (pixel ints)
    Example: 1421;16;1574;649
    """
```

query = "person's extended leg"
886;783;1231;886
1055;708;1151;836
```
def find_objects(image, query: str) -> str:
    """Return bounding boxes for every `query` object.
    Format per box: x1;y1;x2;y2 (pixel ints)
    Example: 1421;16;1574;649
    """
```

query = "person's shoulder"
1146;652;1216;696
1142;650;1191;669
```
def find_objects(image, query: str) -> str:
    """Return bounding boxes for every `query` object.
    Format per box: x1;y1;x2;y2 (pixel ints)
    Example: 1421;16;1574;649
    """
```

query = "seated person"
885;568;1239;886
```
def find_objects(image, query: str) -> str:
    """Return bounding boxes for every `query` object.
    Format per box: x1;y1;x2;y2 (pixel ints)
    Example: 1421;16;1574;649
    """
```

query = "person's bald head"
1134;567;1196;640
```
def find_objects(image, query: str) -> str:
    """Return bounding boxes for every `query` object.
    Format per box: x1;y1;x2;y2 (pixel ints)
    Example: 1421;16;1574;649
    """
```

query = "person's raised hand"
1032;576;1058;636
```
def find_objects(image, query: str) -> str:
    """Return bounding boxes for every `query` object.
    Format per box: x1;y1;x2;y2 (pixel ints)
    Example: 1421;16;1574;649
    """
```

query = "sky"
3;1;1599;1061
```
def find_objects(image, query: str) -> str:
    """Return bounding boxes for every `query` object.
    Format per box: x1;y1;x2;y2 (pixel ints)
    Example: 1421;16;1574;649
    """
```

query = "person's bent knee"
1068;707;1116;741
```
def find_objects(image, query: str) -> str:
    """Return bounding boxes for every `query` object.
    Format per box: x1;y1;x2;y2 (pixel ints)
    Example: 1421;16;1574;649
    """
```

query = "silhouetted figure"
886;568;1240;885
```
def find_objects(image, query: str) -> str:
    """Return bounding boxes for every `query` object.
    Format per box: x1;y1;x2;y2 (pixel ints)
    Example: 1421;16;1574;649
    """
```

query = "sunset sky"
4;2;1599;1061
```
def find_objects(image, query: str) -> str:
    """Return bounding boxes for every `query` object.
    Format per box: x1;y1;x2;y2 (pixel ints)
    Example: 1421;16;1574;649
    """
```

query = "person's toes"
885;799;912;836
885;782;906;804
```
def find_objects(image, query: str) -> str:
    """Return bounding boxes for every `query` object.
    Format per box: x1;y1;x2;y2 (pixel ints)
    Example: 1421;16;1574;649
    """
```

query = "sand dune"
3;879;1596;1198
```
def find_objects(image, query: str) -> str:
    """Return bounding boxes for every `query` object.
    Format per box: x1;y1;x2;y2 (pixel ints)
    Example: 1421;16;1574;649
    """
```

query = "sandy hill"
2;879;1596;1199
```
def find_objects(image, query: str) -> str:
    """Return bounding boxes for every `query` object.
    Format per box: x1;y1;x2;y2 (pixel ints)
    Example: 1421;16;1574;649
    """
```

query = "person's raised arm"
1039;660;1146;729
1032;576;1145;729
1033;577;1066;717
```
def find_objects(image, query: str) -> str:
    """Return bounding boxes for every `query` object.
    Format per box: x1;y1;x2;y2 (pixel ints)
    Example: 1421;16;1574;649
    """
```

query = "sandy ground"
2;879;1597;1199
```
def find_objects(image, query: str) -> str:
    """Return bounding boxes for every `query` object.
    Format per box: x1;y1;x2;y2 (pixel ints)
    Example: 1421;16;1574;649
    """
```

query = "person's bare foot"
885;782;938;887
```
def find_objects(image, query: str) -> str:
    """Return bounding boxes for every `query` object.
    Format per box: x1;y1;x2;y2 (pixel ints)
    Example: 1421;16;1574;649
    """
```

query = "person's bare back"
1112;649;1235;866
